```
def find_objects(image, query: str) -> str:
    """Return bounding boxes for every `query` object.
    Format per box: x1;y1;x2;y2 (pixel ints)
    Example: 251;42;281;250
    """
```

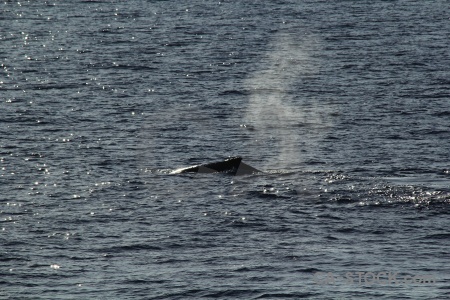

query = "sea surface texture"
1;1;449;299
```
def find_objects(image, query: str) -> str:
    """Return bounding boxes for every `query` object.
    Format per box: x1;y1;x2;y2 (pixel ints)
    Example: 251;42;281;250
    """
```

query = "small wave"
335;227;359;233
94;243;163;253
423;233;450;240
432;111;450;117
256;292;318;298
218;89;251;96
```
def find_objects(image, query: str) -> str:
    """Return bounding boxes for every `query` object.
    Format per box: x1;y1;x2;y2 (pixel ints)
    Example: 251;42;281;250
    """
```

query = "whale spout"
171;157;260;175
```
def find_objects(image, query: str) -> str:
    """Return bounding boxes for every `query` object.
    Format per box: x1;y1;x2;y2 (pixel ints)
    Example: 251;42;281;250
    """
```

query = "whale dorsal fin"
235;161;261;175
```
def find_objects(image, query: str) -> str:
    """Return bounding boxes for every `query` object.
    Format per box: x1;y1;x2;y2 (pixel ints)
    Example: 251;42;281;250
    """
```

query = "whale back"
171;157;260;175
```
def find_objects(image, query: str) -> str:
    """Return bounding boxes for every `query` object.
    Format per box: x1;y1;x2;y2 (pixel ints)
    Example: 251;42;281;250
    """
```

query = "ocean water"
1;0;449;299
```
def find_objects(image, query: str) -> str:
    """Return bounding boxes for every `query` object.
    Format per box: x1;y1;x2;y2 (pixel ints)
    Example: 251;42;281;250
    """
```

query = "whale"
171;156;261;175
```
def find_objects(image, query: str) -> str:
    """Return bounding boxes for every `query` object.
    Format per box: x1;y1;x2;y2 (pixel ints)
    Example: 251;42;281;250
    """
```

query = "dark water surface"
1;1;449;299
